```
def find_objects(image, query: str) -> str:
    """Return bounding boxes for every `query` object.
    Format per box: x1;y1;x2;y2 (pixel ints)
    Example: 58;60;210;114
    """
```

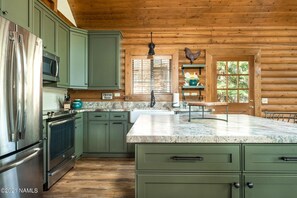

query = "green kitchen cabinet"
33;3;42;37
57;22;70;87
75;113;84;159
85;120;109;153
42;11;56;54
84;112;131;156
0;0;33;30
88;31;122;90
109;121;128;153
244;174;297;198
137;173;240;198
70;27;88;88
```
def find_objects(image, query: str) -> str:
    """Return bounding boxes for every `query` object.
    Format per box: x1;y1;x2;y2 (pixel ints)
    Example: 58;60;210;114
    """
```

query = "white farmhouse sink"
129;109;174;123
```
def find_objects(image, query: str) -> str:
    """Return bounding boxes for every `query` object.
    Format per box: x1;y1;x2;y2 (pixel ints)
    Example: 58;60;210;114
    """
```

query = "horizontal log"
262;78;297;84
261;71;297;77
261;64;297;71
264;98;297;105
261;105;297;112
262;91;297;98
262;84;297;91
261;57;297;64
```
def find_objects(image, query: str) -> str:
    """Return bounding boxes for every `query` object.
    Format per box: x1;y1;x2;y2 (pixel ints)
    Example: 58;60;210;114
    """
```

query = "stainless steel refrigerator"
0;16;43;197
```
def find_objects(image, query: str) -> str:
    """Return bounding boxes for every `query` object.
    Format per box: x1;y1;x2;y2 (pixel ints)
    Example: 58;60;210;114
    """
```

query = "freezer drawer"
0;142;43;198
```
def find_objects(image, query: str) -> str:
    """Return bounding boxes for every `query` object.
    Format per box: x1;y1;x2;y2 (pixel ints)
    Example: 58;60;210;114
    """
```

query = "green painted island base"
135;143;297;198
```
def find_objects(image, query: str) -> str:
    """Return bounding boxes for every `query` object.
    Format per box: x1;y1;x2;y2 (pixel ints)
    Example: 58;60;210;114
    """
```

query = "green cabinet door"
0;0;32;30
109;121;127;153
57;22;69;87
85;120;109;152
244;174;297;198
33;3;42;38
70;28;88;88
137;173;240;198
88;31;122;89
42;11;56;54
75;113;84;158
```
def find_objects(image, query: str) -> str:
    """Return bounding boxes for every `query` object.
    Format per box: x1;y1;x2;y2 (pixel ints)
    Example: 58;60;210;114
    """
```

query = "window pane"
217;90;227;102
217;76;226;88
239;76;249;89
217;61;226;74
228;76;238;89
228;90;237;103
228;61;237;74
239;61;249;74
132;58;171;94
239;90;249;103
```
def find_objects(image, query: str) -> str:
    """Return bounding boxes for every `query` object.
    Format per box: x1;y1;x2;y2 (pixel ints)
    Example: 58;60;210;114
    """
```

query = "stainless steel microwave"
43;51;60;82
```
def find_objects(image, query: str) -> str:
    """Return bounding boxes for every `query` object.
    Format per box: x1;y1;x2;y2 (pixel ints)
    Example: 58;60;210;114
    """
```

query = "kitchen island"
127;114;297;198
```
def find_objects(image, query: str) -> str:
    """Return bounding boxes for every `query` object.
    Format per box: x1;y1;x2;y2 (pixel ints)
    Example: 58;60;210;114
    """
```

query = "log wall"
68;26;297;115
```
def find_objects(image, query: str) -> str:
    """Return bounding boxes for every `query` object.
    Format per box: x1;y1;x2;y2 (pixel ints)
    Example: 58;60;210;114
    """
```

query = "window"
132;56;172;94
216;60;249;103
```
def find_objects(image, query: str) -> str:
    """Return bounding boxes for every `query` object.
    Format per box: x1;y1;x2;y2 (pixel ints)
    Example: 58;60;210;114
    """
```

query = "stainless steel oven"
44;111;76;190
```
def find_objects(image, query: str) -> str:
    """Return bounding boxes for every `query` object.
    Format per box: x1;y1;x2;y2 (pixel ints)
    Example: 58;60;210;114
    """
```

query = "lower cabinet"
244;174;297;198
84;112;131;156
74;113;84;158
135;143;297;198
137;174;240;198
85;120;109;152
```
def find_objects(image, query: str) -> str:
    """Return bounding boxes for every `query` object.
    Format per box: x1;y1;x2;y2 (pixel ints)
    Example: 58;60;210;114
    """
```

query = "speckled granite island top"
126;114;297;143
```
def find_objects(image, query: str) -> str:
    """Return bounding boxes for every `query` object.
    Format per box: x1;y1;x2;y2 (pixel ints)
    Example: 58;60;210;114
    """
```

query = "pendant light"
148;32;155;56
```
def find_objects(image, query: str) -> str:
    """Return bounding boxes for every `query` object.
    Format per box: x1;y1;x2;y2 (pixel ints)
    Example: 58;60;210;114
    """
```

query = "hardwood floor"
43;158;135;198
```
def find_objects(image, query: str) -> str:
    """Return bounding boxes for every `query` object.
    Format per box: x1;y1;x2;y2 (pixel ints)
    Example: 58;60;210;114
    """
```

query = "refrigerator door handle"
0;148;42;174
7;31;17;142
17;33;26;139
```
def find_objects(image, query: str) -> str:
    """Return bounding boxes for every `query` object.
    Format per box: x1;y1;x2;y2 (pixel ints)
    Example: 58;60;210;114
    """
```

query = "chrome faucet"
150;90;156;107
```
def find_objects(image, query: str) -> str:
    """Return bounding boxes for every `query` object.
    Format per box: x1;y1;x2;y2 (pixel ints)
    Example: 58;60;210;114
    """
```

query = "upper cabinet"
88;31;122;90
69;28;88;89
57;22;69;87
33;1;57;54
0;0;33;30
33;0;70;87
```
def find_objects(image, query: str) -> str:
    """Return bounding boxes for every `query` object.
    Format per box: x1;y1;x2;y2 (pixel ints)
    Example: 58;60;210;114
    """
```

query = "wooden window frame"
125;48;179;101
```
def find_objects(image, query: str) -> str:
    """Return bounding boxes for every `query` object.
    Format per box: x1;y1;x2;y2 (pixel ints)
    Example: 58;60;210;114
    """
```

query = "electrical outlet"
262;98;268;104
114;93;120;97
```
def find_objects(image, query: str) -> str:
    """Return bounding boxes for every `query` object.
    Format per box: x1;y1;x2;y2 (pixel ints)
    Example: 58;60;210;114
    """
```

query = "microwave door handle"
17;33;26;139
7;31;17;142
55;59;59;78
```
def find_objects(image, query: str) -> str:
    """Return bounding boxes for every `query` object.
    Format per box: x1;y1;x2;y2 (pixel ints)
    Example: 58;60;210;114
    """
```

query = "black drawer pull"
95;115;102;118
170;156;204;161
114;115;122;118
75;117;82;120
112;122;122;125
280;157;297;161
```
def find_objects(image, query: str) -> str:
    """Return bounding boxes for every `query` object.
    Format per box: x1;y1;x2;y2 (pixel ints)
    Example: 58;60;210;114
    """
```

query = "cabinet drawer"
136;144;240;171
110;112;128;121
88;112;109;120
137;173;240;198
244;144;297;171
75;113;83;124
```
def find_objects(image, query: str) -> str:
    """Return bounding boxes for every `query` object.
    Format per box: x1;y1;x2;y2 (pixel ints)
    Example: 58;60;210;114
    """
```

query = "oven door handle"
49;117;75;127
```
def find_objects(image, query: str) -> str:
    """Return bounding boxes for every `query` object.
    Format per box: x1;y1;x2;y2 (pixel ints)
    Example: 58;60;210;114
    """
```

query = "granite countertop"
126;114;297;143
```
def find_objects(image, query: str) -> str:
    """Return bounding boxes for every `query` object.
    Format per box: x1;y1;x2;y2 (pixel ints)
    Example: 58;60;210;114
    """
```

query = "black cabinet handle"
95;115;102;118
112;122;122;125
233;182;240;189
75;117;82;120
247;182;254;188
280;157;297;161
170;156;204;161
2;10;8;15
114;115;122;118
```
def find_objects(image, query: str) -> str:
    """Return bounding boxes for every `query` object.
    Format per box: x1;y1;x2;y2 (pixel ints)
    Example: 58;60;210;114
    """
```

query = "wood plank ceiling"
67;0;297;29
